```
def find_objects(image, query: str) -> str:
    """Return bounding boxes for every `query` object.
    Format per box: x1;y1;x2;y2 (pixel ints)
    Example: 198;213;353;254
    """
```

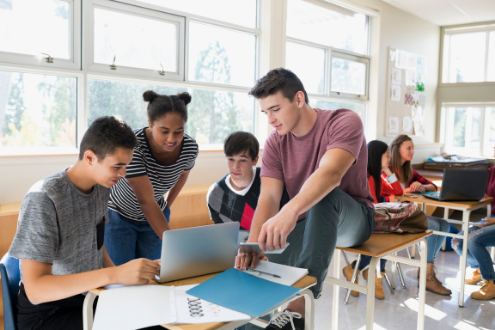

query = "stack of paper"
243;260;308;286
93;284;250;330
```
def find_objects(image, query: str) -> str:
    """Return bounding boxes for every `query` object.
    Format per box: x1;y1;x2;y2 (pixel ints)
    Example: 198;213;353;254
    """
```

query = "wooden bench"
325;232;432;330
0;184;212;330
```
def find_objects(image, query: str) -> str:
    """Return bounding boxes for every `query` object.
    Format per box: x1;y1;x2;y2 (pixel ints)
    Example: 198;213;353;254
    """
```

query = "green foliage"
415;82;424;92
87;80;183;130
3;74;26;135
187;41;243;144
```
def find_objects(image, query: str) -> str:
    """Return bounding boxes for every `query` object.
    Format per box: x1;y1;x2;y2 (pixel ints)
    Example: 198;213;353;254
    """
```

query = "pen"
246;267;281;278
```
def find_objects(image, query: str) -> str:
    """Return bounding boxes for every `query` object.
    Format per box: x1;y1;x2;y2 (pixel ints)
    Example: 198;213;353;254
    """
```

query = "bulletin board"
385;47;427;136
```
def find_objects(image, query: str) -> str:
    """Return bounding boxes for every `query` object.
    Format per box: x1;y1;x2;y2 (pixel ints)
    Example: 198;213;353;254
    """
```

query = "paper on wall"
396;50;408;69
405;68;417;86
391;85;401;102
389;117;399;133
392;68;401;85
403;116;412;132
390;50;396;62
412;106;425;136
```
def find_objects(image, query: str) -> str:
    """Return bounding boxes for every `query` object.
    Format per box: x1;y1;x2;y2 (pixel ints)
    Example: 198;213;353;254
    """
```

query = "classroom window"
310;99;366;122
443;27;495;83
285;0;371;128
188;22;257;87
0;0;262;153
93;8;178;72
442;106;495;157
87;79;254;146
0;71;77;151
0;0;81;69
285;42;326;95
137;0;258;28
286;0;369;55
330;57;366;96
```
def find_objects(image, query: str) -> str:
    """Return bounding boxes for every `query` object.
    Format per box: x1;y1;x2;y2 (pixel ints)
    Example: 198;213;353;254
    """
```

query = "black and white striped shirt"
108;128;199;221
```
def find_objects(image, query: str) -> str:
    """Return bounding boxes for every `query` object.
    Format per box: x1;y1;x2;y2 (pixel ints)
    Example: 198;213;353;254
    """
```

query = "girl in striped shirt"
105;91;199;265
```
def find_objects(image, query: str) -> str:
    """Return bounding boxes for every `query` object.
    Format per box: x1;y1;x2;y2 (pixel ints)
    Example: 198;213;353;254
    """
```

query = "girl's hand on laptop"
409;182;422;193
114;258;161;285
479;217;495;228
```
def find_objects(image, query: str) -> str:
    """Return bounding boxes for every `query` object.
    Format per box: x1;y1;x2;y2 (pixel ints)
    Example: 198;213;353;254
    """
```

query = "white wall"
0;0;444;204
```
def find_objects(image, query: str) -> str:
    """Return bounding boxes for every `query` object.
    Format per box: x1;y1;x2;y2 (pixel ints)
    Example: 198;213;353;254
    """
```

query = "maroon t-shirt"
261;108;374;216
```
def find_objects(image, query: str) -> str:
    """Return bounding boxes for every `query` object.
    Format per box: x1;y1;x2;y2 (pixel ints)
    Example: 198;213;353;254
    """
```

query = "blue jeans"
425;216;450;263
358;215;450;271
452;224;495;281
291;188;375;298
105;207;171;266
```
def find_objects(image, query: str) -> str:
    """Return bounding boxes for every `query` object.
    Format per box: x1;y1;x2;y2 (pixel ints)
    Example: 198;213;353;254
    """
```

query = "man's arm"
165;170;190;208
22;257;160;305
259;148;356;251
127;175;171;238
236;177;283;269
247;177;284;242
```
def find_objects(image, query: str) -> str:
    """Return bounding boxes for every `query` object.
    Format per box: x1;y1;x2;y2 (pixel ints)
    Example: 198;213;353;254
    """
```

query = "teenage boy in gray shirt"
9;117;162;330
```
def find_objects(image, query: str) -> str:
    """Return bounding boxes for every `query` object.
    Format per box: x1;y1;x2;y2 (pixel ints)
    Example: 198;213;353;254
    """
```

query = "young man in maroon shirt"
236;68;375;330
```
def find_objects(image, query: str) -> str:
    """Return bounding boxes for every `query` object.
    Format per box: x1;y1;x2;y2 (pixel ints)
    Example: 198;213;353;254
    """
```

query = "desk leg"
417;239;427;330
441;207;450;251
83;292;97;330
332;250;340;330
391;251;397;290
459;210;471;307
365;257;378;330
302;289;315;330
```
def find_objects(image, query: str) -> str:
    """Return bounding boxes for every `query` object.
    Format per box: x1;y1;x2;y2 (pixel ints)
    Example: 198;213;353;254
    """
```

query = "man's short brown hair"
249;68;308;104
224;131;259;161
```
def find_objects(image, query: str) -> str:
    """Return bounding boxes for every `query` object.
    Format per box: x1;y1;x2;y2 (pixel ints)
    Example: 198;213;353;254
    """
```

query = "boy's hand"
259;206;297;253
114;259;160;285
479;217;495;228
235;252;267;270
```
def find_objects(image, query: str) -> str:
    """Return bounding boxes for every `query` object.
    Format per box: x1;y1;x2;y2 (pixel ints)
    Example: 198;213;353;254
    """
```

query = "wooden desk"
84;273;317;330
396;195;493;307
328;232;431;330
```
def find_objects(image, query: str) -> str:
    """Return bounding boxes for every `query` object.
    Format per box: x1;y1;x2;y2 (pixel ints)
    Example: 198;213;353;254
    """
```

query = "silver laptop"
156;222;239;282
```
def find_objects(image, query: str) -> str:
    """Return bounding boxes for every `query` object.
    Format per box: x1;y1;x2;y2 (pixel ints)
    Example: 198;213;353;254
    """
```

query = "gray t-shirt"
9;170;109;281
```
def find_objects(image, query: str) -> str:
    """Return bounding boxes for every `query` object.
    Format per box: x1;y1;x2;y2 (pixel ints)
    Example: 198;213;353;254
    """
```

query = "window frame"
441;24;495;84
441;103;495;158
85;0;185;81
0;0;82;70
0;0;262;155
285;1;371;103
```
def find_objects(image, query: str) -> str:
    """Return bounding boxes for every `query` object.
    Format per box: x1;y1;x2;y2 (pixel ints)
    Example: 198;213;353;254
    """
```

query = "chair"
326;232;431;330
1;253;20;330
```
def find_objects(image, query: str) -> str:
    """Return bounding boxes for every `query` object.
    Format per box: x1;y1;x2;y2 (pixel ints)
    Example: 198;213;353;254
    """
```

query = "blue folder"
186;268;300;317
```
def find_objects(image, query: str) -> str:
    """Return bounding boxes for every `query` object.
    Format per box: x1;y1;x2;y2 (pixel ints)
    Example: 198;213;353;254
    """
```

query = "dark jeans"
105;206;171;266
295;188;374;298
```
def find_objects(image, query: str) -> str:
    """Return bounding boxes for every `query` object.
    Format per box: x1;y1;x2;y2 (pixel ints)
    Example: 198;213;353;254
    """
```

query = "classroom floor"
316;249;495;330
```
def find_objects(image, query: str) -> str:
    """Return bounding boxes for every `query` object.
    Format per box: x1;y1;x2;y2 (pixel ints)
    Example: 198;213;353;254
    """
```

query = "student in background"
207;131;290;236
9;117;162;330
389;134;451;295
343;140;403;300
452;216;495;300
106;91;199;266
452;165;495;300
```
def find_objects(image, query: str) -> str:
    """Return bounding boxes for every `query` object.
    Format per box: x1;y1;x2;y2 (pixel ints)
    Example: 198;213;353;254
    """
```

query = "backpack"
373;202;428;233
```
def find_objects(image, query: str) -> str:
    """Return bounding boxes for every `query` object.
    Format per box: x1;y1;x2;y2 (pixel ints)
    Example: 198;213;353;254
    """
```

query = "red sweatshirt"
368;173;404;204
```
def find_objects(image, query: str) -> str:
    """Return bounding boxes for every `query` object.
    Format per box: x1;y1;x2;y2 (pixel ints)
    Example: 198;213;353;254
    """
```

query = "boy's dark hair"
249;68;309;104
79;116;137;161
143;90;191;123
224;131;259;161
